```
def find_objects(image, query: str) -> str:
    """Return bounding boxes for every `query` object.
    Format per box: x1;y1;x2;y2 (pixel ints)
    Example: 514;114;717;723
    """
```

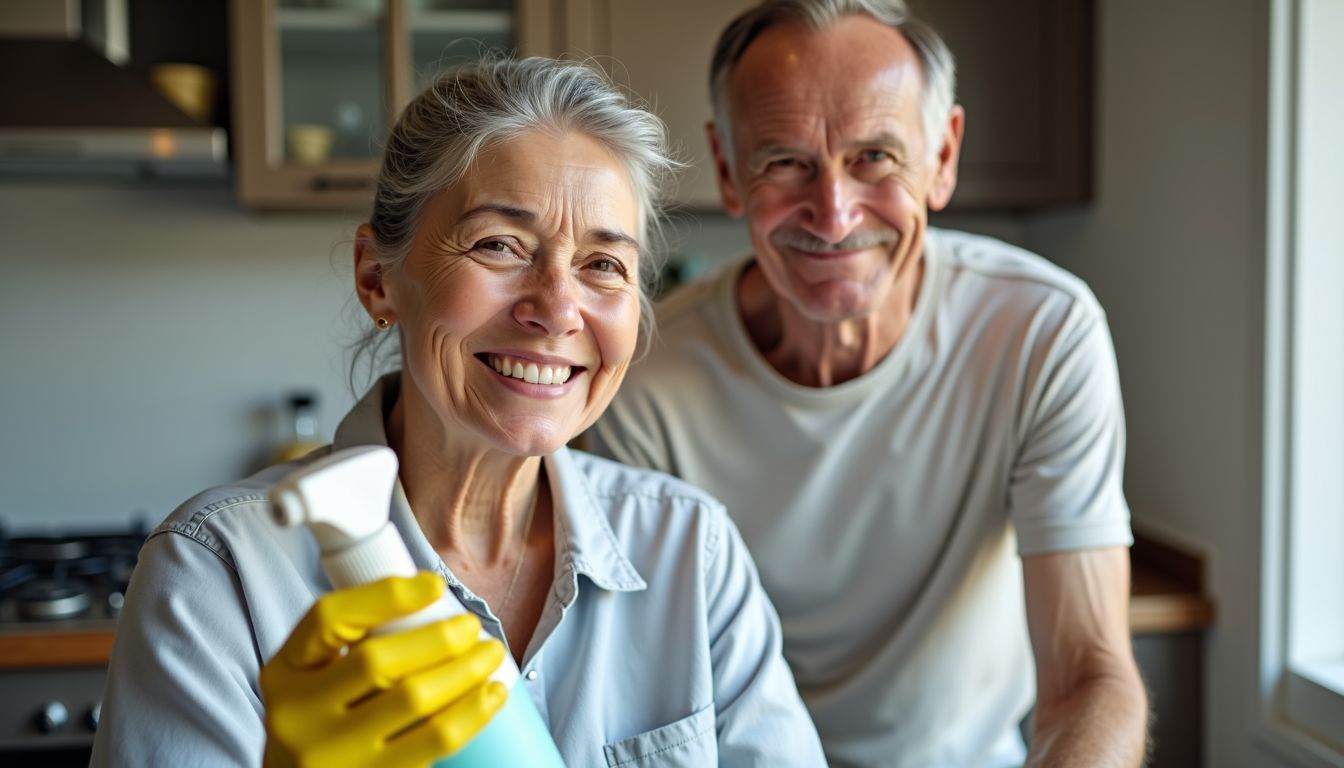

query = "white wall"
0;175;1022;533
1023;0;1278;765
0;181;363;530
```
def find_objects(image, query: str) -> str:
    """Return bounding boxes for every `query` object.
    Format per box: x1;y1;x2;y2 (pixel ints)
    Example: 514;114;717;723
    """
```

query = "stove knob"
36;701;69;733
86;701;102;730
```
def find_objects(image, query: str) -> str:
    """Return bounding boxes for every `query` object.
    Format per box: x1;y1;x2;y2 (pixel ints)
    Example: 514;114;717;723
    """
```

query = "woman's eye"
475;239;514;255
588;257;627;276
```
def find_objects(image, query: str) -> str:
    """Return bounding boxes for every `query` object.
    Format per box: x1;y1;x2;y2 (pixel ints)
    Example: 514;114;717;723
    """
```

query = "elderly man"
588;0;1148;765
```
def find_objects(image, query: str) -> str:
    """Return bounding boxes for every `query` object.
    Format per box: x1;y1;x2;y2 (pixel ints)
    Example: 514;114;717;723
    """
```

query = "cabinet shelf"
276;8;381;31
410;11;511;34
277;7;510;34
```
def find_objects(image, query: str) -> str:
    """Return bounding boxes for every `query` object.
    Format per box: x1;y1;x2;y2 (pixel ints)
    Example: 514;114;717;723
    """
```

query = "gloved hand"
261;572;508;768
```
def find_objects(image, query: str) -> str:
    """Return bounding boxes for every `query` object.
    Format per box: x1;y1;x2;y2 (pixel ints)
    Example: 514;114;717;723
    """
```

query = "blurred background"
0;1;1340;766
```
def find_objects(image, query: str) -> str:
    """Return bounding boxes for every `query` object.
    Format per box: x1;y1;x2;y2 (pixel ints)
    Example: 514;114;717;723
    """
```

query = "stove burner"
12;537;91;563
0;522;145;626
14;578;93;621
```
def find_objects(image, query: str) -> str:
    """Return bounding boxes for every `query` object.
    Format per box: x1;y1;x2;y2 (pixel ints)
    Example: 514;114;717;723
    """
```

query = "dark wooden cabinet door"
915;0;1093;209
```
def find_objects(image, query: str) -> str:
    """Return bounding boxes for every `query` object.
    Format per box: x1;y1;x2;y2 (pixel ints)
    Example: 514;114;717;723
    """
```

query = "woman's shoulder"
562;448;744;566
149;451;330;571
566;449;725;514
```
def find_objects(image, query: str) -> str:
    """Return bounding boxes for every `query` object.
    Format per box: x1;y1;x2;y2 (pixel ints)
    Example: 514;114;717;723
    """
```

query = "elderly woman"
90;58;823;767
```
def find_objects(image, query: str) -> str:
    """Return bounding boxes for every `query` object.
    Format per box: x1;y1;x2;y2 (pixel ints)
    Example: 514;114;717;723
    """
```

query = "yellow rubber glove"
261;572;508;768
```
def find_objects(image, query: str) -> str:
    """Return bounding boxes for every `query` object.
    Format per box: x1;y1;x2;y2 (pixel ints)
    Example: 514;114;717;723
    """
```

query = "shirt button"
525;670;538;681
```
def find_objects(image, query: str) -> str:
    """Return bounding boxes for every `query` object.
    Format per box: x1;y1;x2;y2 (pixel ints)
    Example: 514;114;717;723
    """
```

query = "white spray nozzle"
269;445;399;552
269;443;523;691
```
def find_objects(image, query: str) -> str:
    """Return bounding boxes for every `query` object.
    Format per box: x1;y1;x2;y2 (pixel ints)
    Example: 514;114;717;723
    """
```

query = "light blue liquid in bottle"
434;685;565;767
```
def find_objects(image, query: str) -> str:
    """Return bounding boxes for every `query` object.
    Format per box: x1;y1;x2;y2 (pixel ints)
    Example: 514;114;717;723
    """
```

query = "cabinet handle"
310;175;374;191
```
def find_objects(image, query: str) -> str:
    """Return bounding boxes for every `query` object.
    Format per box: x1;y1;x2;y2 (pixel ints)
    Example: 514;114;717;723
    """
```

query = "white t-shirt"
588;228;1133;767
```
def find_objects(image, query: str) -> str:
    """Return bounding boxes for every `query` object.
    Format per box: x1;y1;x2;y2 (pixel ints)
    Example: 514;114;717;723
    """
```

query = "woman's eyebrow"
590;228;641;252
456;203;536;226
457;203;639;252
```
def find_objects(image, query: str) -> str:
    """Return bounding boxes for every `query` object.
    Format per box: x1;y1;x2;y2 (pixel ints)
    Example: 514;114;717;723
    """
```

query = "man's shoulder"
623;259;747;385
932;228;1103;315
653;259;740;330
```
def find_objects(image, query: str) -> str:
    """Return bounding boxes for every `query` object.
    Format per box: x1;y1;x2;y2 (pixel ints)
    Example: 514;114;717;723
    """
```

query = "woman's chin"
484;421;574;457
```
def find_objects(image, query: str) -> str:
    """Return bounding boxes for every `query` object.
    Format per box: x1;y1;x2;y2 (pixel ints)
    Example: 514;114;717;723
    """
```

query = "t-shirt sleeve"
586;385;675;475
1010;301;1133;556
90;529;266;766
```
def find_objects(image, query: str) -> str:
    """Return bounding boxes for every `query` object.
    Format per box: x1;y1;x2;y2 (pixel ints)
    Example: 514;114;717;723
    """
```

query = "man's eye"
859;150;893;164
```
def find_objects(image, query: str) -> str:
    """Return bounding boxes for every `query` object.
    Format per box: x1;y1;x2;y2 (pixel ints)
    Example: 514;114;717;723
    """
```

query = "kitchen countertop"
1128;529;1216;634
0;531;1214;668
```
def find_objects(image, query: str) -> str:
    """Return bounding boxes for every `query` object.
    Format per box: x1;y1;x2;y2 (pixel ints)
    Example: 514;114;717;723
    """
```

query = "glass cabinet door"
232;0;554;209
276;0;389;164
408;0;515;93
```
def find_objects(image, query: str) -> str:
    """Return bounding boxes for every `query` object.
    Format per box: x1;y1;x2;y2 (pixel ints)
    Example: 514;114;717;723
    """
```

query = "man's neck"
738;256;924;388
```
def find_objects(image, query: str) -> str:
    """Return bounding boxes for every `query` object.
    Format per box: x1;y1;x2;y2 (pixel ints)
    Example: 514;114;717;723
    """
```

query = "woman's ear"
354;223;397;324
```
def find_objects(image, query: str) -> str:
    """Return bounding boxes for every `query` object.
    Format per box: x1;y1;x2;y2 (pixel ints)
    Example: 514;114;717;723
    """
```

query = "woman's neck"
385;392;543;565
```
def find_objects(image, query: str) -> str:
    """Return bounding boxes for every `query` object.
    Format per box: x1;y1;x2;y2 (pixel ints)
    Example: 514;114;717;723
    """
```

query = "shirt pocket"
602;705;716;767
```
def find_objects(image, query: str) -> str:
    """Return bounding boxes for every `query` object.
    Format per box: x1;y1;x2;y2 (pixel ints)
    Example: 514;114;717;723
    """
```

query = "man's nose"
801;166;862;245
513;267;584;337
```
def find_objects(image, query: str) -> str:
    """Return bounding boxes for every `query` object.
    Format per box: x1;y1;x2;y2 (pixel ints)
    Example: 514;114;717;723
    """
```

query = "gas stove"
0;529;142;626
0;524;146;755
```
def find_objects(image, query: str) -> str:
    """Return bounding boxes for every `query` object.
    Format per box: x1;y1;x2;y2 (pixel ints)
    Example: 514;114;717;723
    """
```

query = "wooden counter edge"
1129;528;1217;634
0;529;1216;667
0;628;116;668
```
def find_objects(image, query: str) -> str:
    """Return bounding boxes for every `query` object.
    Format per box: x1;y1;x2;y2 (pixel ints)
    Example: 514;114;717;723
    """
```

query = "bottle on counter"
273;391;324;463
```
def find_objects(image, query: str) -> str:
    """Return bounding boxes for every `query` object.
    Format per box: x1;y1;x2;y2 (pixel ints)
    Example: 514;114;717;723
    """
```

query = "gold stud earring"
375;317;391;330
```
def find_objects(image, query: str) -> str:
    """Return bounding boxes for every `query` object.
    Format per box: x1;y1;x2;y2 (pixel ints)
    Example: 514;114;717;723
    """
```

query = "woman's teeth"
489;354;573;385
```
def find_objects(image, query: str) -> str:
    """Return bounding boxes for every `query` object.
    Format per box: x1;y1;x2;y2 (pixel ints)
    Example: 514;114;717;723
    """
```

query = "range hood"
0;3;226;178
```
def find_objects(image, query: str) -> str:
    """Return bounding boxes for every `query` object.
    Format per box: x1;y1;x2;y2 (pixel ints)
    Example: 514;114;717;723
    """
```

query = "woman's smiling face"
361;130;643;457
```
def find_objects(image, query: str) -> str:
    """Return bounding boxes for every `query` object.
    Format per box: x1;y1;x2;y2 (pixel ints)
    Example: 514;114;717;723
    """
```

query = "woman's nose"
513;270;583;337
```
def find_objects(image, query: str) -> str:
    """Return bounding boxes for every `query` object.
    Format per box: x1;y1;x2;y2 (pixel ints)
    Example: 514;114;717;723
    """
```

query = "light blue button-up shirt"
91;374;824;767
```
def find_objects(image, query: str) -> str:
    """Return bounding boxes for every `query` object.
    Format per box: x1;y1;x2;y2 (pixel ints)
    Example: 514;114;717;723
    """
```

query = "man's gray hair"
709;0;957;163
353;56;679;386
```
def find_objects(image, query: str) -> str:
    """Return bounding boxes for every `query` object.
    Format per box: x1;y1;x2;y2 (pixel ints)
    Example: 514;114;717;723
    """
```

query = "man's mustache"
769;229;899;252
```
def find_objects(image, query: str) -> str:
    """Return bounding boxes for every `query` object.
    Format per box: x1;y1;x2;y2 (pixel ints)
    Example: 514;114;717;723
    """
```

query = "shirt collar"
332;372;646;594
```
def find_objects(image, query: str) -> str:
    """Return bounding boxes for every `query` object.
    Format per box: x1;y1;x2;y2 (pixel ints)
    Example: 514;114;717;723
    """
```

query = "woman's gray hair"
352;56;679;387
709;0;956;163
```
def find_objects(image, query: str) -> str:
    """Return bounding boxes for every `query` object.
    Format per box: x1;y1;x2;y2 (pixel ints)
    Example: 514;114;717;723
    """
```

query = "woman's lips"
482;353;576;385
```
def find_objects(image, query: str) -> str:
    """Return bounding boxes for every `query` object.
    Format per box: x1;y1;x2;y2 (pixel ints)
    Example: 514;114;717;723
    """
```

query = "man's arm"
1023;546;1147;768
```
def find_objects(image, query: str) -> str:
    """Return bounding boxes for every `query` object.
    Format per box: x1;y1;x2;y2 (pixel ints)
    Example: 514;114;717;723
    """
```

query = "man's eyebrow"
847;132;909;156
748;133;912;165
456;203;537;226
748;144;807;167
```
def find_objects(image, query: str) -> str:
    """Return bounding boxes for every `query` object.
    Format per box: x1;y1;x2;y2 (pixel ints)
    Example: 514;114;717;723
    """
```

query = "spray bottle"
269;445;567;767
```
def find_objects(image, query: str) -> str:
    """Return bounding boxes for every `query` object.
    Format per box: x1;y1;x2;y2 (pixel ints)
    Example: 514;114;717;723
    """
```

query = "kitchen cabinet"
556;0;758;210
230;0;557;210
568;0;1093;211
232;0;1092;211
914;0;1093;209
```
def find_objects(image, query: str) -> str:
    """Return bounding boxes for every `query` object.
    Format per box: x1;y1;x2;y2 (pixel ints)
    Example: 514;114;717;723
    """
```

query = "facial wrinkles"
420;449;541;560
457;168;630;446
540;166;641;425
